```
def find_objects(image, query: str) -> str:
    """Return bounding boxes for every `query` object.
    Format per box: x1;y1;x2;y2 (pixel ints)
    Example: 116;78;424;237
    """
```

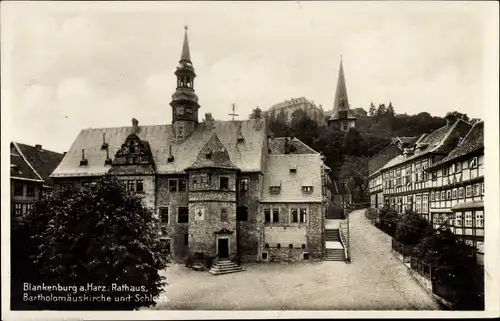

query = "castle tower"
328;58;356;131
170;26;200;140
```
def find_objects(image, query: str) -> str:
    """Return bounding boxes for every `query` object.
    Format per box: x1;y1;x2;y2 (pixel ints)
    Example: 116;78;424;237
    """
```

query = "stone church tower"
170;26;200;141
328;58;357;131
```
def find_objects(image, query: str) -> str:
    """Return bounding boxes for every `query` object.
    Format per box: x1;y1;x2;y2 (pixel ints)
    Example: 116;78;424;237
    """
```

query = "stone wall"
187;169;238;259
259;202;324;261
236;172;262;262
156;174;189;263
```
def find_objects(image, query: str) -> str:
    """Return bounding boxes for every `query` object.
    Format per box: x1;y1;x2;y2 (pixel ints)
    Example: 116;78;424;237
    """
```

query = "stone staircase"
325;229;340;242
325;228;346;261
208;259;245;275
325;248;346;261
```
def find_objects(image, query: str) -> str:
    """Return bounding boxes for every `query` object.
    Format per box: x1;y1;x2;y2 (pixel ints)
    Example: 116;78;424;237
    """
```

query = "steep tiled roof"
51;119;267;177
10;154;42;181
12;142;64;185
186;133;238;170
267;137;319;155
429;122;484;169
261;154;323;203
379;119;472;171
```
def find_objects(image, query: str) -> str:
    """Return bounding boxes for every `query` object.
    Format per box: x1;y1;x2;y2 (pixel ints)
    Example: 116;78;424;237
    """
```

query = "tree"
368;102;376;116
394;210;433;245
22;176;168;310
376;103;387;117
377;205;399;236
249;107;263;119
386;102;395;117
445;111;470;122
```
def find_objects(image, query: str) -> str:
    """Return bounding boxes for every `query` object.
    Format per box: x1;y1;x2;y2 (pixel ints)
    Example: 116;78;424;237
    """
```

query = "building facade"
368;118;484;264
265;97;326;125
425;122;484;265
10;142;64;224
50;27;332;265
328;59;357;131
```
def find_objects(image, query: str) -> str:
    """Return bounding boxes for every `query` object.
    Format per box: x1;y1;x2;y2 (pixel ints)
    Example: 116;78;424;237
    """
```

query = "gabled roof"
428;121;484;169
267;137;319;155
393;136;419;146
186;133;238;170
51;119;267;177
378;119;472;171
11;142;64;185
261;154;323;203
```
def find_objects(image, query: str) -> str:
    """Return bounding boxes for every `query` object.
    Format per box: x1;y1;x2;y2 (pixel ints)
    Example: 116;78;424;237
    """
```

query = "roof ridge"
14;142;64;155
12;142;44;182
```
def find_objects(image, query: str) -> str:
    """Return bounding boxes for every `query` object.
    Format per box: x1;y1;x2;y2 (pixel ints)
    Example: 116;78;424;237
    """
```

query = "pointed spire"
180;25;191;63
330;57;350;120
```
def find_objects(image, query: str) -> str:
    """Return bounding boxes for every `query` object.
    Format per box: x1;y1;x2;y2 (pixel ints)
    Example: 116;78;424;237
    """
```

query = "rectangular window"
169;179;178;192
178;179;187;192
13;203;23;216
443;167;448;176
178;207;189;223
431;192;435;201
27;184;35;197
470;157;478;168
159;207;169;224
473;183;480;196
464;211;473;227
431;172;437;181
455;212;462;227
270;186;281;194
466;185;472;197
455;162;462;172
128;180;136;192
475;210;484;228
14;182;23;196
291;209;298;223
435;191;440;201
26;203;34;215
201;174;210;188
221;208;228;222
220;177;229;189
458;187;464;198
452;188;457;199
302;186;313;193
192;176;200;189
136;180;144;193
299;208;307;223
272;209;279;223
240;178;249;192
160;238;171;255
446;190;451;200
264;209;271;223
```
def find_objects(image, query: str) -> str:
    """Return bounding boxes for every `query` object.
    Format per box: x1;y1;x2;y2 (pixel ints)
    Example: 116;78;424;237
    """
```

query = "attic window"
80;149;88;166
104;158;113;166
302;186;313;193
270;186;281;194
289;167;297;174
237;134;245;143
206;149;213;159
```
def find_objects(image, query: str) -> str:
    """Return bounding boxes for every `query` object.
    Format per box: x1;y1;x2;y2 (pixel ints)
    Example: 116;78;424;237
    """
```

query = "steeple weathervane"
228;103;239;121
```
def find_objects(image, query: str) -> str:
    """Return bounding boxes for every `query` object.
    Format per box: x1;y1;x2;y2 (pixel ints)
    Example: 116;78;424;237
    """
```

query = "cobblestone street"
151;209;441;310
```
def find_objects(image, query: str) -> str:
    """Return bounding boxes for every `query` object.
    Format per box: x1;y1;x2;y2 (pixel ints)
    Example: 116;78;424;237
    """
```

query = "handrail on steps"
338;221;350;263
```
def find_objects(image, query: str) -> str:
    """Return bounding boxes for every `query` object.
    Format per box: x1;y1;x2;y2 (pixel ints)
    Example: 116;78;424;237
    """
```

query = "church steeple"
170;26;200;141
328;57;356;131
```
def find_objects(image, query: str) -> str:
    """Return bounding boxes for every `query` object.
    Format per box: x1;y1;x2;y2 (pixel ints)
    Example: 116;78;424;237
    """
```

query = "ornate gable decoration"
113;133;154;166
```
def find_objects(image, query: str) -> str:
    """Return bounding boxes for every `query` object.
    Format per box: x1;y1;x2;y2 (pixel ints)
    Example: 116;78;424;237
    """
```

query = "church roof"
329;59;356;121
51;119;267;177
261;154;323;203
186;133;238;170
267;137;319;155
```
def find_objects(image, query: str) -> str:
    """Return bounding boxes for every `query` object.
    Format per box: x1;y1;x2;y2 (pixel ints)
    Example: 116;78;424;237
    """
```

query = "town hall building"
50;27;337;270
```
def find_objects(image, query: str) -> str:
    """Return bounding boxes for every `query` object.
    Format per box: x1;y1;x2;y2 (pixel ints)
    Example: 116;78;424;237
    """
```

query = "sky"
1;1;497;153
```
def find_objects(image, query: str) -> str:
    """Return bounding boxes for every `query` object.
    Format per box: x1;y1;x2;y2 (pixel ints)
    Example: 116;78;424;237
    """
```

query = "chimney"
35;144;42;151
284;137;291;154
204;113;214;129
132;118;139;133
